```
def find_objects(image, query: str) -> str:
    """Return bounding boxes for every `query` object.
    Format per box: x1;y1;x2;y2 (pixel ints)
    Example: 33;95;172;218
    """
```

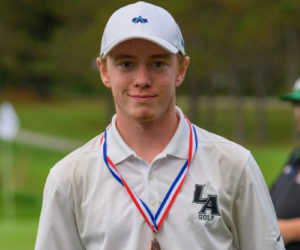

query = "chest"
74;158;237;250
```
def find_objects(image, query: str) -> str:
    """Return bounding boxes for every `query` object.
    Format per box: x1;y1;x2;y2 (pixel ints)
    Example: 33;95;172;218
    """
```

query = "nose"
134;65;151;88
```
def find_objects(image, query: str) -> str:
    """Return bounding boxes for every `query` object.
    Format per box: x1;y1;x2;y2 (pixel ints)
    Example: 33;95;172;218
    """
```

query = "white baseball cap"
100;1;185;58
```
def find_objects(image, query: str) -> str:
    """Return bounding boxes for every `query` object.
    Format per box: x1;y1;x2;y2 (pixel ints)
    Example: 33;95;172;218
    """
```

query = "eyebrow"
113;54;132;59
150;54;173;60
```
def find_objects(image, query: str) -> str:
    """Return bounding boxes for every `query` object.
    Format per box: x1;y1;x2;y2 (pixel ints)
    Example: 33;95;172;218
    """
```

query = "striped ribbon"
100;117;198;232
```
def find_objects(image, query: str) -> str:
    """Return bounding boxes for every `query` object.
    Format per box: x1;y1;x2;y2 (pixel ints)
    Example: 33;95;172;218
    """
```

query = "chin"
130;107;157;121
132;111;154;122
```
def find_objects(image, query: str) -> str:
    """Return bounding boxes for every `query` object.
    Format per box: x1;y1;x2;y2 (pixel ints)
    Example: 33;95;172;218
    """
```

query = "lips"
129;94;157;102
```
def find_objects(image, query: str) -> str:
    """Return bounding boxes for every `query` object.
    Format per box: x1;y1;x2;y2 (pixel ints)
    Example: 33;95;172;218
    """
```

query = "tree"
0;0;62;96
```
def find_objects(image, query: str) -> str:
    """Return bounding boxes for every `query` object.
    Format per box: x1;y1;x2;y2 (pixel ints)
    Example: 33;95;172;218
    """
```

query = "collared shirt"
35;107;285;250
271;146;300;250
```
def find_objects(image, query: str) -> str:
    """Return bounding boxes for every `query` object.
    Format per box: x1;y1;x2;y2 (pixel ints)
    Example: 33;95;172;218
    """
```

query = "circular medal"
149;233;161;250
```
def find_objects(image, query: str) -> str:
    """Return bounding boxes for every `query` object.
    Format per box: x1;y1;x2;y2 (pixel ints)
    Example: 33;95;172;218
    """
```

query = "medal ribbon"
100;117;198;232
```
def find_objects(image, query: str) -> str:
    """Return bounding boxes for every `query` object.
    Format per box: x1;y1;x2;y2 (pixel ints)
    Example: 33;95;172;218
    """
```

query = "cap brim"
280;90;300;102
101;35;180;58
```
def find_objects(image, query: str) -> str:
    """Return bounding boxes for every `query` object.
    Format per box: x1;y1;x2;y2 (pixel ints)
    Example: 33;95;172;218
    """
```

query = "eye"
152;61;165;68
120;61;133;69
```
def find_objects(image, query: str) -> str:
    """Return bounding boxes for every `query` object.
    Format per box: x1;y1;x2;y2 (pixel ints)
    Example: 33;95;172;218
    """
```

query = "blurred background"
0;0;300;249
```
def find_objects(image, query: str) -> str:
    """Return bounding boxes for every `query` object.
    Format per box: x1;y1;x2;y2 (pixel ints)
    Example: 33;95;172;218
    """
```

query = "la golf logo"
192;184;220;221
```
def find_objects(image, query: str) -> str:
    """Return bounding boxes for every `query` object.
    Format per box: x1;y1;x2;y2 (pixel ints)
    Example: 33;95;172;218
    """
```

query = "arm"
278;218;300;245
35;171;84;250
232;154;285;250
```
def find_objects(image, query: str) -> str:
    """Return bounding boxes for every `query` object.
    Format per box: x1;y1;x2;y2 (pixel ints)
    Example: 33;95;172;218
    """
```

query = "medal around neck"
101;117;198;247
149;232;161;250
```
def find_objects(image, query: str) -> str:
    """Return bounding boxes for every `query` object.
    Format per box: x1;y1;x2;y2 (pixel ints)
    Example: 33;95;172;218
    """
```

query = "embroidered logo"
192;184;220;221
181;38;184;48
132;16;148;23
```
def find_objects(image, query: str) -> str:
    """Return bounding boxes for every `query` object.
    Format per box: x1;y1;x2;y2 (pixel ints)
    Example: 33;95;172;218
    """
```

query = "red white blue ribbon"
100;117;198;232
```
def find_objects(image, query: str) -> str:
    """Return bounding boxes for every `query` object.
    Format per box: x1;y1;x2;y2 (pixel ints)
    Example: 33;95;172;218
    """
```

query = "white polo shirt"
35;107;285;250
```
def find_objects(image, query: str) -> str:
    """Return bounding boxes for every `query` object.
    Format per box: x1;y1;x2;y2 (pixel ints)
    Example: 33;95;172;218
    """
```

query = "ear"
175;56;190;87
96;57;111;88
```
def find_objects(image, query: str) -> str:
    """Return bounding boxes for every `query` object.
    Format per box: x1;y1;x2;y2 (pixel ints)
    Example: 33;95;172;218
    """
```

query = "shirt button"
149;174;154;180
150;200;156;206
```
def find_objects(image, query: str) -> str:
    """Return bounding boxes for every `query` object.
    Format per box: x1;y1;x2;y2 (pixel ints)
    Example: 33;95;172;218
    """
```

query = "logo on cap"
132;16;148;24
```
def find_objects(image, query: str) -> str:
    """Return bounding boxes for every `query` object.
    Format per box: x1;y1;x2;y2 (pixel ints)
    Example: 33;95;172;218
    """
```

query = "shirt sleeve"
35;170;84;250
232;153;285;250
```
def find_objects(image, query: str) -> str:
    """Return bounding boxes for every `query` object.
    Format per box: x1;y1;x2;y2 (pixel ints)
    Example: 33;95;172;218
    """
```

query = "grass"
0;96;297;249
249;145;292;187
0;142;66;218
14;98;111;141
0;142;65;249
0;219;39;250
195;105;295;145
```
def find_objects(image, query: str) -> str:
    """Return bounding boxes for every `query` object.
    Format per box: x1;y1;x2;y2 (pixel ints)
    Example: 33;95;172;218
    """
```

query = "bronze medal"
149;233;161;250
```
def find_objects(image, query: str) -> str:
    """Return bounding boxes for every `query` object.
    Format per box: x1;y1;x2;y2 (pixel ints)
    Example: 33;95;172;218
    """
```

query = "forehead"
108;39;173;58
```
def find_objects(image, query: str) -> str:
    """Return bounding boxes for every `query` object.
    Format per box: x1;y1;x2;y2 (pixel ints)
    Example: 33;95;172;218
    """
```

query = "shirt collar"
162;106;190;160
106;114;135;165
106;106;190;164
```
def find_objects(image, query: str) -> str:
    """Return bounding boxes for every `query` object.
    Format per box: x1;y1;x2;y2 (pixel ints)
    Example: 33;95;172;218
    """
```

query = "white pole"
0;102;19;224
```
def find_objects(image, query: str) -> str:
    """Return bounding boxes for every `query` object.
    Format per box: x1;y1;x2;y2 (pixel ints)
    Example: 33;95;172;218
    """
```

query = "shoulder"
54;133;103;169
193;124;250;161
191;125;254;183
48;133;105;196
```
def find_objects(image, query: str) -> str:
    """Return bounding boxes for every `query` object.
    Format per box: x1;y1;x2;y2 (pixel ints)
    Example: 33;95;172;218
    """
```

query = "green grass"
0;219;39;250
249;145;292;187
0;142;66;218
196;106;295;145
14;98;111;141
0;142;65;249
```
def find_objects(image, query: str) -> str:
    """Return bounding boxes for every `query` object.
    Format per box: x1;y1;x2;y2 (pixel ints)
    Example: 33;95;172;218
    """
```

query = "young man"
270;78;300;249
35;2;285;249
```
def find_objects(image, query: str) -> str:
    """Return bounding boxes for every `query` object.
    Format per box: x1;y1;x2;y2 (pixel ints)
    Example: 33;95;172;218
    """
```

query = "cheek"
160;70;177;86
109;77;130;101
159;79;177;101
110;84;122;100
109;73;125;90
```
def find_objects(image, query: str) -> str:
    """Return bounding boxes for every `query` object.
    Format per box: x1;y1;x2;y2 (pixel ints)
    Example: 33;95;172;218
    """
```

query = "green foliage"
0;0;300;97
0;0;62;95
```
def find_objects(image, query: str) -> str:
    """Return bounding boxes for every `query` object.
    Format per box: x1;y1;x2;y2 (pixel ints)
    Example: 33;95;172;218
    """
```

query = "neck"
116;108;179;163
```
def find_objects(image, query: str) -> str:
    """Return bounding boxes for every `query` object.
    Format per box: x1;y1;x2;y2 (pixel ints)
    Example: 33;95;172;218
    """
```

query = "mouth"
129;94;157;102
